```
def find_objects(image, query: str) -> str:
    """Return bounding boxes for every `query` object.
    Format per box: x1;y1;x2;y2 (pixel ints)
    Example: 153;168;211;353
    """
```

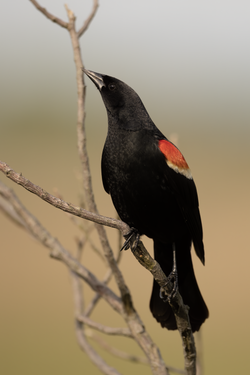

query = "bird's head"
83;69;154;131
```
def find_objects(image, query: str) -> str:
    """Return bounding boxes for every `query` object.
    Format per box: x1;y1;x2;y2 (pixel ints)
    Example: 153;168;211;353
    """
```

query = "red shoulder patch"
158;139;192;179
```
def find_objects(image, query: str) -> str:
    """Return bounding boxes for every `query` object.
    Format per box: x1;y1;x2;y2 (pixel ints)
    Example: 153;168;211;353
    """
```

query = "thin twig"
78;0;99;38
29;0;68;28
84;257;121;317
86;330;149;365
71;271;121;375
84;268;114;317
77;315;132;337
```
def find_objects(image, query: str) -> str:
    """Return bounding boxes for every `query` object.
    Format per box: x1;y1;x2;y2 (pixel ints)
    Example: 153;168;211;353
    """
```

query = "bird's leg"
121;227;140;251
160;243;178;303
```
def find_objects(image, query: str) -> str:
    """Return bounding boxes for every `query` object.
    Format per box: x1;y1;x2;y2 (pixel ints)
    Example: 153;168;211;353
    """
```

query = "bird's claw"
121;228;140;251
160;245;178;303
160;269;179;303
161;269;179;303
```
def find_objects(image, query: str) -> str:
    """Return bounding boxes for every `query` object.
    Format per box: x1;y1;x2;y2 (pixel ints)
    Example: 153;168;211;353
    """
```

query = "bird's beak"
83;69;105;90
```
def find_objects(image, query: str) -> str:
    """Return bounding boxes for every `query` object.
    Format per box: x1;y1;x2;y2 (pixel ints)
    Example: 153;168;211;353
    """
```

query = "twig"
29;0;68;28
77;315;132;337
78;0;99;38
84;236;123;317
71;271;121;375
86;330;149;365
0;161;129;235
84;268;114;317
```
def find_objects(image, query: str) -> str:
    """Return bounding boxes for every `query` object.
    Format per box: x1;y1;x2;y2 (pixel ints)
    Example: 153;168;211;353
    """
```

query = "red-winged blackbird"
84;69;209;332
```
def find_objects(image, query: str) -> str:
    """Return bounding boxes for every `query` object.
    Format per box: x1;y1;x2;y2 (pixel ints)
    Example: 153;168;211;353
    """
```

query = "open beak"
83;69;105;90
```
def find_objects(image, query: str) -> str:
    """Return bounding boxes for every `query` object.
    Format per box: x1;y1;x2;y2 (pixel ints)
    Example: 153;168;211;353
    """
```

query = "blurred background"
0;1;249;374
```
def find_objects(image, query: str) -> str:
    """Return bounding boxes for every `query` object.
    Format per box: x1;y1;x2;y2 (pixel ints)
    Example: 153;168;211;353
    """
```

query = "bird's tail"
150;239;209;332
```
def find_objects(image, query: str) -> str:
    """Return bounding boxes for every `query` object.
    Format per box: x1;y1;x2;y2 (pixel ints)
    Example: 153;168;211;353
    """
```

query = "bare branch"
29;0;68;29
77;315;132;337
77;0;99;38
64;5;92;211
71;271;121;375
0;161;129;234
86;330;149;365
84;268;114;317
82;244;122;317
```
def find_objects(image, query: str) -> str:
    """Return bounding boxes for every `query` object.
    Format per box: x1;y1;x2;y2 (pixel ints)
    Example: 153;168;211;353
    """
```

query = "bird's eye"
108;83;116;91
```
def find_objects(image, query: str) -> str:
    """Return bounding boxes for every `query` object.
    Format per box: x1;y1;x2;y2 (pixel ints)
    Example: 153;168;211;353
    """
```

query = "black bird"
84;69;209;332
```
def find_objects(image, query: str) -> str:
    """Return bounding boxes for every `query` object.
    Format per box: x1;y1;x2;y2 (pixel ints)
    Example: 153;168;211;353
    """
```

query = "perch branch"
131;240;196;375
0;161;129;234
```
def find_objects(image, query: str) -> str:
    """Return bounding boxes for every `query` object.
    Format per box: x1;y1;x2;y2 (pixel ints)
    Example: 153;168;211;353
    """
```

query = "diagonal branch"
0;161;129;234
131;241;196;375
29;0;68;29
78;0;99;38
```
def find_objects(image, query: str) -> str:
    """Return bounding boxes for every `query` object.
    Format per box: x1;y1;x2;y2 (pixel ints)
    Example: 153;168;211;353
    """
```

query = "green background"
1;1;250;374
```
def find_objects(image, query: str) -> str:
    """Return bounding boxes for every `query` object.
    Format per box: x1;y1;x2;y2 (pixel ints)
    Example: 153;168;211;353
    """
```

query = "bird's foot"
160;245;178;303
160;269;179;303
121;228;140;251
